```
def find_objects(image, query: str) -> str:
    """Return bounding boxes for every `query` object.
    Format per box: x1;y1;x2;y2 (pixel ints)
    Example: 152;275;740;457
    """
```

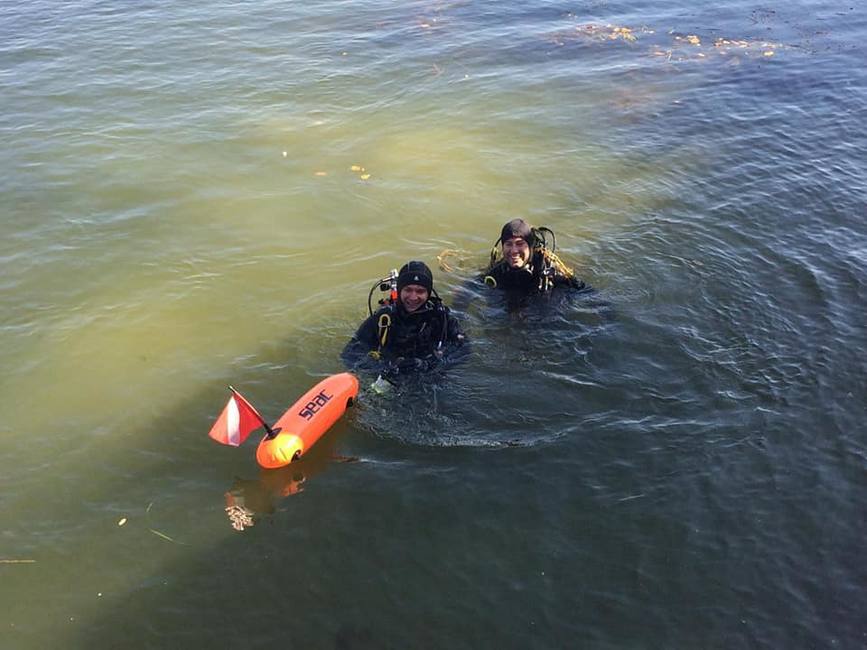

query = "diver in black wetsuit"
342;261;467;381
482;218;588;294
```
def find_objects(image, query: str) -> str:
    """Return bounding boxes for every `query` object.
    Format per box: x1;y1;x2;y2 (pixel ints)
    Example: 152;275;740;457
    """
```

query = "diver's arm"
389;309;468;374
340;315;381;371
556;272;588;292
481;261;507;289
445;311;466;345
434;310;470;369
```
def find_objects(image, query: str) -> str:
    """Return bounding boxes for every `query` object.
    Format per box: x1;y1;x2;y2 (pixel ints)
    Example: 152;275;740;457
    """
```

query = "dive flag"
208;390;265;446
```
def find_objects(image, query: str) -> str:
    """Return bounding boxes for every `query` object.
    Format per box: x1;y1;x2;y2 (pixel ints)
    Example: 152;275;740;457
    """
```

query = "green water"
2;89;670;439
3;1;866;648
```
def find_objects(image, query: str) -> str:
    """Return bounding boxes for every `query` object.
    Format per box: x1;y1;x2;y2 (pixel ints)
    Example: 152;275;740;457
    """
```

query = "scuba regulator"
367;269;400;394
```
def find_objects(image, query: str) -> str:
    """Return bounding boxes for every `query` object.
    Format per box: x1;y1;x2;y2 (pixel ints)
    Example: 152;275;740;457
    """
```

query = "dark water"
2;1;866;648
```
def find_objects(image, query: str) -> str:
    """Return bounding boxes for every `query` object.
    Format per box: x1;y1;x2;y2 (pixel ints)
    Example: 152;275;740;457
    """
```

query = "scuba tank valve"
367;268;400;315
384;268;398;304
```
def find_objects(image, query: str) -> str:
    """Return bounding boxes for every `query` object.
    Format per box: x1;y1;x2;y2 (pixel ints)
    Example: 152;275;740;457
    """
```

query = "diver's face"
502;237;530;268
399;285;429;313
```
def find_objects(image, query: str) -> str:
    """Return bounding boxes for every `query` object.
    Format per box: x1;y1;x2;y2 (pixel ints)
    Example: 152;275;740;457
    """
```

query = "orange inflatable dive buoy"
255;373;359;469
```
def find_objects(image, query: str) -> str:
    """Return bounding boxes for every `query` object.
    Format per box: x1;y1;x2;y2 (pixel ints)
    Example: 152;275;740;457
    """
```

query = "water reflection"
222;440;359;531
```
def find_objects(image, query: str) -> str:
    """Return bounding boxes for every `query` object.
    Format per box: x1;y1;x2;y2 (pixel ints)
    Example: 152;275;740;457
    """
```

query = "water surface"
2;1;866;648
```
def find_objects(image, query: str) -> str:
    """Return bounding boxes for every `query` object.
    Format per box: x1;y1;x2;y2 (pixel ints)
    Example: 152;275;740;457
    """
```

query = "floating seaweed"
437;248;476;273
651;34;786;63
674;34;701;46
546;23;654;46
714;37;782;57
543;18;789;64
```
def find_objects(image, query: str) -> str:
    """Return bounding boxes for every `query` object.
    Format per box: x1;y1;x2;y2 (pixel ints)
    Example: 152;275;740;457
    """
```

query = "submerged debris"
149;528;177;543
226;504;255;532
350;164;372;181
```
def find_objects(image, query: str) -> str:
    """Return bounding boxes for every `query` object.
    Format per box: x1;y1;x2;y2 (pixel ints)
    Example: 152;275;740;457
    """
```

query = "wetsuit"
341;298;467;374
482;250;587;294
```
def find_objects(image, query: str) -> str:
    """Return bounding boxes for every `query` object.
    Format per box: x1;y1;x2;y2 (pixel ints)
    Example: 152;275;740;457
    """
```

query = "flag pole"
228;385;276;437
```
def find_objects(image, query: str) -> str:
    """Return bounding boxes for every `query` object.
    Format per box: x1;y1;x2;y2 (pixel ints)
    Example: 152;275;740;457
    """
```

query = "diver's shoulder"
561;275;589;290
480;261;510;285
363;304;398;326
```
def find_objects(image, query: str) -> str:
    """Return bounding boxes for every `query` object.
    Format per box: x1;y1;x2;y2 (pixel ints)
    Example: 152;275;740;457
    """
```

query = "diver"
482;218;588;294
341;261;467;384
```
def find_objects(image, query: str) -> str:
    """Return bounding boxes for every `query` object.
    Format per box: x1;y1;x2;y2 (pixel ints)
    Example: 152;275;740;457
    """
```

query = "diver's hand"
382;361;400;380
394;356;431;372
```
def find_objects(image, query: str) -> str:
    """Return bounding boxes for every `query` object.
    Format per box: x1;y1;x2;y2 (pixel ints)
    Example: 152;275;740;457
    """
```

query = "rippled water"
2;1;866;648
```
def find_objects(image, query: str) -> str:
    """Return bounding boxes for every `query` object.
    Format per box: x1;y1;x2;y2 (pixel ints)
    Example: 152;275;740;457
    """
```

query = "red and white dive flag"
208;389;265;446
